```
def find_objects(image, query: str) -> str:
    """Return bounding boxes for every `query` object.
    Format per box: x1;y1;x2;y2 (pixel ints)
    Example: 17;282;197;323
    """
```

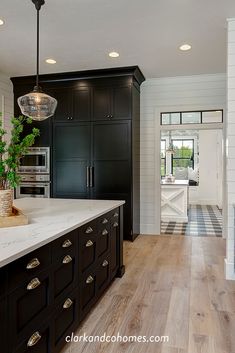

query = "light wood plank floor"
62;235;235;353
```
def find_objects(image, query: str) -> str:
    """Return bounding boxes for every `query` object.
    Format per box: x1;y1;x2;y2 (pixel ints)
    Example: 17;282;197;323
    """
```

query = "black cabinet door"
91;121;131;195
91;121;132;240
52;289;79;353
93;87;111;120
0;297;7;353
51;88;72;122
112;86;132;120
53;123;91;198
9;270;51;345
93;85;132;121
13;323;51;353
72;87;91;121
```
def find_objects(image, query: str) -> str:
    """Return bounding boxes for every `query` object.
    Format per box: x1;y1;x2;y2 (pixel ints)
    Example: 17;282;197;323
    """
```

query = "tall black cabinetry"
11;67;145;241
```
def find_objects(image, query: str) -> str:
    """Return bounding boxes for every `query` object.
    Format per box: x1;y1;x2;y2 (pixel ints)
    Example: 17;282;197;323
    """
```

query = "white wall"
225;18;235;279
0;72;13;144
197;129;222;206
140;74;226;235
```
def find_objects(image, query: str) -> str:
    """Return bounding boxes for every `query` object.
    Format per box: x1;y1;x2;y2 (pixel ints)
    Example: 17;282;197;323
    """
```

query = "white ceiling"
0;0;235;78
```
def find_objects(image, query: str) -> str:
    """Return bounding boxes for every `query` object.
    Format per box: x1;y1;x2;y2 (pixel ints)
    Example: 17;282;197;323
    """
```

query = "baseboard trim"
224;258;235;280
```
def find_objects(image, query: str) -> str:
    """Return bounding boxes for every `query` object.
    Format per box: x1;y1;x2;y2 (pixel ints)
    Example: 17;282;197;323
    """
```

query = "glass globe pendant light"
18;0;57;121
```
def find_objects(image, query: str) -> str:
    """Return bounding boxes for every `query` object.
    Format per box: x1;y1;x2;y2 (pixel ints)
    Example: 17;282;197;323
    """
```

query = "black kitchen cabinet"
13;323;51;353
11;66;145;241
93;85;131;120
0;296;7;353
4;206;124;353
51;86;91;122
53;122;91;198
52;288;79;352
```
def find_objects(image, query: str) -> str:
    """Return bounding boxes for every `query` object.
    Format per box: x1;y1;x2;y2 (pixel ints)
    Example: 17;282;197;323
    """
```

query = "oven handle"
18;183;50;187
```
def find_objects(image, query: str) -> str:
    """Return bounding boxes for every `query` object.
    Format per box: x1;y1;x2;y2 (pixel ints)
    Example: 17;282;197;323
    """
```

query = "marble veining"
0;198;125;268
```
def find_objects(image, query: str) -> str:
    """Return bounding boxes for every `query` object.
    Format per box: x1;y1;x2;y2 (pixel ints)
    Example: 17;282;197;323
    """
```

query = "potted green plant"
0;115;40;217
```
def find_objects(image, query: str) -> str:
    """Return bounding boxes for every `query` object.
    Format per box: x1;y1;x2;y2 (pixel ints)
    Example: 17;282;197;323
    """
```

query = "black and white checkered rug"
161;205;222;237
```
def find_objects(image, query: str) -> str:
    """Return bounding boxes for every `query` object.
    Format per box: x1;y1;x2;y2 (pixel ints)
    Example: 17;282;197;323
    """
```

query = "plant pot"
0;189;13;217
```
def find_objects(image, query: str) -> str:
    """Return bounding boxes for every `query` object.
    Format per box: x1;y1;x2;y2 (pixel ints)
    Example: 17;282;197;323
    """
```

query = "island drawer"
13;322;51;353
79;219;97;237
80;269;97;318
8;244;51;292
8;269;51;346
96;225;110;258
52;288;79;352
79;235;97;274
110;218;119;280
52;252;77;303
0;267;7;298
80;251;110;319
52;230;77;263
96;253;111;295
0;296;7;353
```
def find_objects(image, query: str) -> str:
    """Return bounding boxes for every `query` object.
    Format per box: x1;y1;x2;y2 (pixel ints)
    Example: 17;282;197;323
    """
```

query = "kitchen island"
161;179;189;222
0;198;125;353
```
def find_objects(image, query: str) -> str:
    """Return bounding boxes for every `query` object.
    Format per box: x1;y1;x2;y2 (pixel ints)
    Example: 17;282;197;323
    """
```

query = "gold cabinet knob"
102;229;108;236
27;277;41;291
63;298;73;309
113;222;119;228
62;239;72;248
85;226;93;234
26;258;40;270
102;218;108;224
102;260;109;267
85;240;94;247
27;331;42;347
86;275;94;284
62;255;73;264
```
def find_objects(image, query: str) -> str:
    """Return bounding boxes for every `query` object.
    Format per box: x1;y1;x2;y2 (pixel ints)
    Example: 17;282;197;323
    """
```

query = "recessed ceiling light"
179;44;192;51
109;52;120;58
0;19;5;26
46;58;57;64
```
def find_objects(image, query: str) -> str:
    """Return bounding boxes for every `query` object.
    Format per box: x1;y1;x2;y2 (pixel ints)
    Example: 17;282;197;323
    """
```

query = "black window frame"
171;139;194;174
160;109;223;125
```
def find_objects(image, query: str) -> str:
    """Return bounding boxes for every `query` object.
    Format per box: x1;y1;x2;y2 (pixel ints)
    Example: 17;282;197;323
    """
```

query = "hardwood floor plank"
62;235;233;353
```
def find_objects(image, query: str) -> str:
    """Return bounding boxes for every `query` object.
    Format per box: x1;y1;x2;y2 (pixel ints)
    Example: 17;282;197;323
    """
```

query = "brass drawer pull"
85;226;93;234
102;260;109;267
102;229;108;236
27;277;41;291
62;239;72;248
27;331;42;347
102;218;108;224
62;255;73;264
26;258;40;270
113;212;119;218
63;298;73;309
113;222;119;228
86;275;94;284
86;240;94;247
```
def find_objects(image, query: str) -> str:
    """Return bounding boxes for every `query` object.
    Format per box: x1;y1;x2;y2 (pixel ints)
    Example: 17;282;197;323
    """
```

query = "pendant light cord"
36;8;39;89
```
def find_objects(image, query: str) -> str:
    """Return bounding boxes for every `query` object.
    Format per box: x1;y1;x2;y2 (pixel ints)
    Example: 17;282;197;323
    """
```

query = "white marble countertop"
0;198;125;268
161;179;189;186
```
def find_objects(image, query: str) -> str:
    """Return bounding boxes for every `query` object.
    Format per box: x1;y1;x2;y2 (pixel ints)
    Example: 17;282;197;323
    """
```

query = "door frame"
154;105;226;238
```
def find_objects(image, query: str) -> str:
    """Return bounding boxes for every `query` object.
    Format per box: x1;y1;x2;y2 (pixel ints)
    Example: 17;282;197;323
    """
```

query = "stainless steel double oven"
16;147;51;198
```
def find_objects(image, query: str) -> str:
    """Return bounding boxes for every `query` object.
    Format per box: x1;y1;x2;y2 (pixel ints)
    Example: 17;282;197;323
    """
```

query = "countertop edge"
0;200;125;268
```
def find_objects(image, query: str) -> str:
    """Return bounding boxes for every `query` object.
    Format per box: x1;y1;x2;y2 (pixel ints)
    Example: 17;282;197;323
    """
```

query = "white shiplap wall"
0;72;13;144
140;74;226;235
226;19;235;279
